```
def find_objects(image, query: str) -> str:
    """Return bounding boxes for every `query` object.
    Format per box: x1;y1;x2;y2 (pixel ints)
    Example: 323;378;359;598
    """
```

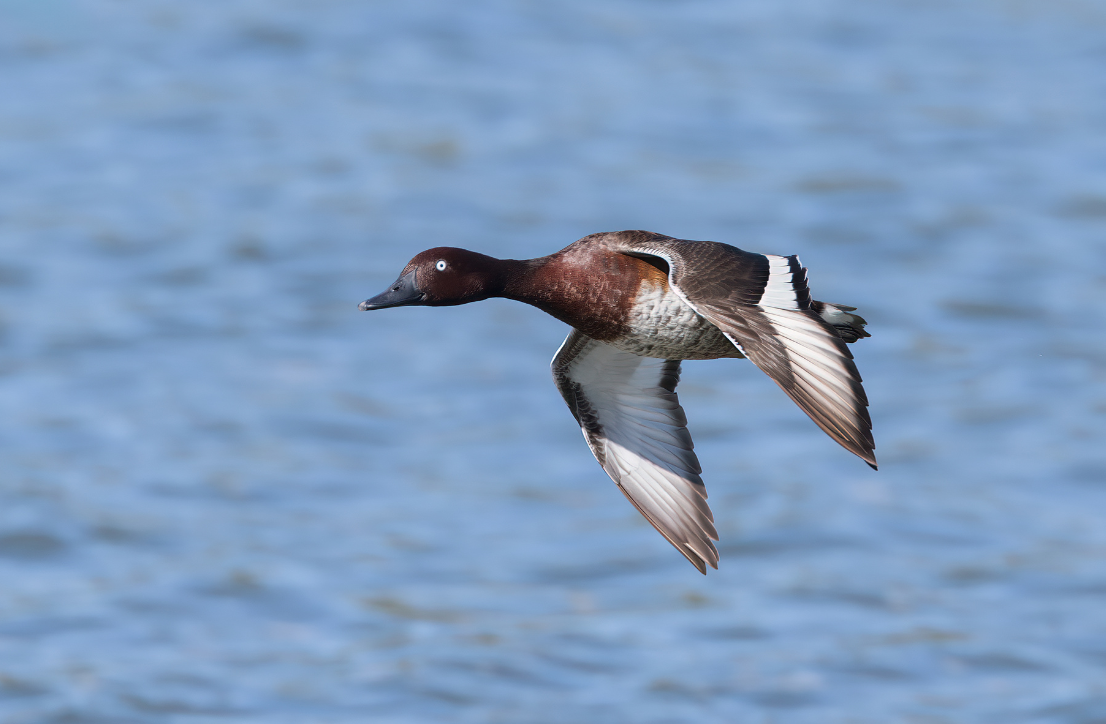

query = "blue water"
1;1;1105;721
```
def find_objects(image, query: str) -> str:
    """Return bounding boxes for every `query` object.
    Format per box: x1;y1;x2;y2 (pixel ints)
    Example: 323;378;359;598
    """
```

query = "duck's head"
359;247;503;310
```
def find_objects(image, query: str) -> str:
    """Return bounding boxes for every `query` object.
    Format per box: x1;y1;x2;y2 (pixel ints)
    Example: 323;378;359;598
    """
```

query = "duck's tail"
811;301;871;344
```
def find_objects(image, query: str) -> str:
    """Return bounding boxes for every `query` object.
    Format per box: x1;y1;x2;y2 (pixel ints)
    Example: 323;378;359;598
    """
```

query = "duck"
359;230;875;574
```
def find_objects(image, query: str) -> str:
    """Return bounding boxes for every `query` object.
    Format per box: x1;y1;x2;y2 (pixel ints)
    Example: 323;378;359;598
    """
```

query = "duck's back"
511;234;740;360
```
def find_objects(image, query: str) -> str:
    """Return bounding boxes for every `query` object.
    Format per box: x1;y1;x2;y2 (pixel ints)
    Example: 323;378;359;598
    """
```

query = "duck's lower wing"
615;236;876;469
551;330;718;573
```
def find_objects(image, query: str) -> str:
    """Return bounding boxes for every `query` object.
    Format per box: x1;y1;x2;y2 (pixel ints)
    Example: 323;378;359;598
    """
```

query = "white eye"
435;260;447;271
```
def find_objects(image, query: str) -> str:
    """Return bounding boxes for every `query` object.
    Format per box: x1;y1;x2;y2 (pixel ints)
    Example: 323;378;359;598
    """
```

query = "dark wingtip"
695;555;719;575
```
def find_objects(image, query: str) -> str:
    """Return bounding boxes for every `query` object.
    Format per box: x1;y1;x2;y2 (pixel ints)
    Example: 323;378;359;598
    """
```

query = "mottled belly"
608;280;744;360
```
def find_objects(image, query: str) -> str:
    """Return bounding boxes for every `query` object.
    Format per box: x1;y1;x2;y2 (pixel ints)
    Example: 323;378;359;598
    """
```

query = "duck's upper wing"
552;330;718;573
610;233;876;469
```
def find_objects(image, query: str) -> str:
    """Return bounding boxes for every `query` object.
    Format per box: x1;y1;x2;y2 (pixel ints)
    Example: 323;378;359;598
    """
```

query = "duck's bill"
359;270;425;310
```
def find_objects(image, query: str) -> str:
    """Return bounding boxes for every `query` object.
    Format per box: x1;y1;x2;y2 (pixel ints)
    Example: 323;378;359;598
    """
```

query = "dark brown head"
358;247;506;310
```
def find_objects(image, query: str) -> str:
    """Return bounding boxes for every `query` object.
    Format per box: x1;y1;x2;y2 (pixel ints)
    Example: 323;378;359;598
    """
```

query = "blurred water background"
1;0;1105;722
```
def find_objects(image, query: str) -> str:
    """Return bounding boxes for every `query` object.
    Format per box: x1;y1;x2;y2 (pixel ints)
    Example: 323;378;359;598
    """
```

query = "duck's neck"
494;256;551;306
492;254;606;335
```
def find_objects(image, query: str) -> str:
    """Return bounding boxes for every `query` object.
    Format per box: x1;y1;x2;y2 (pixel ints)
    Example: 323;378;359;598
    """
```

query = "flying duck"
359;230;875;573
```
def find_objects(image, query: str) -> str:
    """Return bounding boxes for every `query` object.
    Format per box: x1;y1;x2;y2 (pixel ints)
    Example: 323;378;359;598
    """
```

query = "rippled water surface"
2;1;1106;722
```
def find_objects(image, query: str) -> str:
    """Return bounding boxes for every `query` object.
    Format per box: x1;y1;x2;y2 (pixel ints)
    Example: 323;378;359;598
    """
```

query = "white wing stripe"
760;254;803;310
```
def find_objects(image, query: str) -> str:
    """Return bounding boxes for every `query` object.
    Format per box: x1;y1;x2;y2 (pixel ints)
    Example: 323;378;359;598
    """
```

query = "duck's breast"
613;267;743;360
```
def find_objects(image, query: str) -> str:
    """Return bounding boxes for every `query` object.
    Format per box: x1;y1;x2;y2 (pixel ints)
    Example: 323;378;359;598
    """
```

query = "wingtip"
685;547;716;575
693;558;717;575
852;442;878;471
